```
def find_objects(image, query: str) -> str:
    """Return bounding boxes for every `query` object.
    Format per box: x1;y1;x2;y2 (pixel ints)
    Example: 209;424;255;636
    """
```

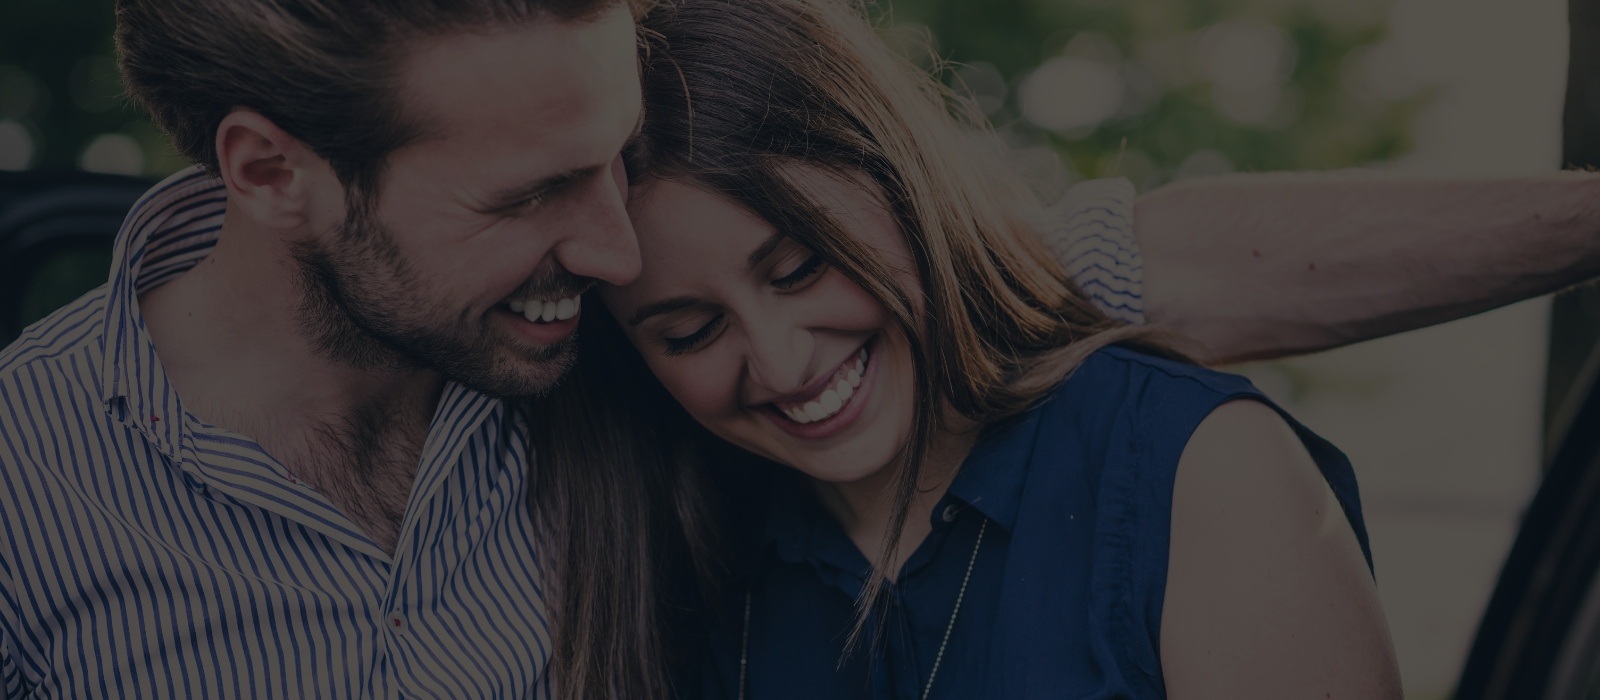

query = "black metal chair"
0;170;152;343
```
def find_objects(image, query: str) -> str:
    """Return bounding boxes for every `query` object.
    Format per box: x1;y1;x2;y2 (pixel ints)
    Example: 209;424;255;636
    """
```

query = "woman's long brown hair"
530;0;1188;696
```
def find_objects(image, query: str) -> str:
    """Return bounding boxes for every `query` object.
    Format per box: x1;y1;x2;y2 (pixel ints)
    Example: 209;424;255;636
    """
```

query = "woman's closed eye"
661;314;726;356
771;251;826;291
654;246;825;357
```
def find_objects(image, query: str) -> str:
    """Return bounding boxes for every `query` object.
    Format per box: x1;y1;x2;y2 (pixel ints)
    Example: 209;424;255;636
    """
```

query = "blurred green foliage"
0;0;187;175
884;0;1427;189
0;0;1424;184
20;246;113;323
0;0;1428;334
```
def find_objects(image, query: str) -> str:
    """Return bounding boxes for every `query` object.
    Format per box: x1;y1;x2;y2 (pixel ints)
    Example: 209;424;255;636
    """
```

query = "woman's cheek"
655;355;743;425
823;273;896;328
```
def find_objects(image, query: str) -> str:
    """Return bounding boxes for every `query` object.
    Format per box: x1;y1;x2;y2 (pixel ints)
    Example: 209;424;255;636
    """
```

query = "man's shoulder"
0;284;111;376
0;285;115;461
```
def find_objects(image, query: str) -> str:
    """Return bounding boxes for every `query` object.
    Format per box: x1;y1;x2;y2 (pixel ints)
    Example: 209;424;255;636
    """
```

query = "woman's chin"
795;463;883;486
755;410;915;489
784;445;904;488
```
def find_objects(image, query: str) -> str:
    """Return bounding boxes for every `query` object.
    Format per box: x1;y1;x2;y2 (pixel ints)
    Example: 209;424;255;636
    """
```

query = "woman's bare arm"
1161;400;1401;699
1134;171;1600;364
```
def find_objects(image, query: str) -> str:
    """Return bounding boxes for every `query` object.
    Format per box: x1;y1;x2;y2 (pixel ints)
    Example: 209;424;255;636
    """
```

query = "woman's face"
599;171;918;485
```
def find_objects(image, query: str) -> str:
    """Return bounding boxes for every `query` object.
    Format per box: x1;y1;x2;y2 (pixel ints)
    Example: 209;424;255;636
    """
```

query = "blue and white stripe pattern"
1041;177;1146;325
0;167;557;698
0;166;1144;699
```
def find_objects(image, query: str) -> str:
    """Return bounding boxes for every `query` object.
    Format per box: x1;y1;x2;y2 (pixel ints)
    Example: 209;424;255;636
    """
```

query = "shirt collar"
99;166;228;456
940;403;1047;535
90;167;514;554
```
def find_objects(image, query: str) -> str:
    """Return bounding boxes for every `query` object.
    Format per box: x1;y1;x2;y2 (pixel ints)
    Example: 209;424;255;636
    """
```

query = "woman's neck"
810;416;983;580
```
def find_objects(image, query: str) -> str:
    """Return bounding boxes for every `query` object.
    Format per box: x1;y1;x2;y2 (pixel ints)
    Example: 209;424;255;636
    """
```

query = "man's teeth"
509;295;581;323
780;347;868;424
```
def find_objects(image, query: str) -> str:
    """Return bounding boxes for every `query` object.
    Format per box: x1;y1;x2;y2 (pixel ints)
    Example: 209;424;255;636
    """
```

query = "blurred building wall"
1237;0;1567;695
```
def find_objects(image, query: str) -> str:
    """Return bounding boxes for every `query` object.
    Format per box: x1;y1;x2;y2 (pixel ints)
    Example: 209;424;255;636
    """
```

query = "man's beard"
289;201;580;399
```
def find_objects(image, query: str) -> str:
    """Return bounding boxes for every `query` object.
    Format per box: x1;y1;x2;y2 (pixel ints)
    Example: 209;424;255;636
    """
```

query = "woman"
530;0;1402;697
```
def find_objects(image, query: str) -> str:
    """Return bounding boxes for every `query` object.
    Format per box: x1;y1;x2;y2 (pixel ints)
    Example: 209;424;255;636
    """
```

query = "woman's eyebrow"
746;231;787;269
627;296;705;327
628;230;787;327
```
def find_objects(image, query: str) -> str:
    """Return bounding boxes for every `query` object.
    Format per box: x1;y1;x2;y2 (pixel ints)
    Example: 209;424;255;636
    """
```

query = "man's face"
294;6;643;399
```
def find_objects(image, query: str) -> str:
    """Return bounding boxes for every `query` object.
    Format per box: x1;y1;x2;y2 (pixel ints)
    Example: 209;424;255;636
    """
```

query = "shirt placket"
380;385;504;697
886;584;924;700
177;420;391;561
174;386;502;698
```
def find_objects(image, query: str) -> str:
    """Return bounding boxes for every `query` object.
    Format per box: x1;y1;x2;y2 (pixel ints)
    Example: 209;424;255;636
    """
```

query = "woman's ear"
214;109;336;232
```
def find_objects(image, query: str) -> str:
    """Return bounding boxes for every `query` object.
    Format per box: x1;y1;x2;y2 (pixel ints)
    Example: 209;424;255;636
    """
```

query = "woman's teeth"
779;347;868;424
509;294;581;323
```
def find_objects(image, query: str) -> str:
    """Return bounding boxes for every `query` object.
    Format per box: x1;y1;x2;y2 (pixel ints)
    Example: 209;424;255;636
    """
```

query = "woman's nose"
743;320;814;396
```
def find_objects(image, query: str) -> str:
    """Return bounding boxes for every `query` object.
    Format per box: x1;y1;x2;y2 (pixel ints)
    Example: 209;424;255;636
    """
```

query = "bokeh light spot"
1020;57;1125;133
80;133;145;175
0;121;36;171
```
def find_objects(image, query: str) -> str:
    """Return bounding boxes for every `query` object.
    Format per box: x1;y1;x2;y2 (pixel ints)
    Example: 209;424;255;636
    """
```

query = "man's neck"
139;212;443;552
144;212;439;418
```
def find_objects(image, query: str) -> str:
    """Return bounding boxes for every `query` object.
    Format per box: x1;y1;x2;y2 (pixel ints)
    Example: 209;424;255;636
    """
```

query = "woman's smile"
759;337;878;440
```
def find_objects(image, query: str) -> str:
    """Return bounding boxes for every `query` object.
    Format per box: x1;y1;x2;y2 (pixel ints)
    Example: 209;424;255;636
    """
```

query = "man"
2;1;1599;699
1;0;644;696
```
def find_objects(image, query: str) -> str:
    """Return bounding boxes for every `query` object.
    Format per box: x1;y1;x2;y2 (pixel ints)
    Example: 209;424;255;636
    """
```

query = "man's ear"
214;110;334;232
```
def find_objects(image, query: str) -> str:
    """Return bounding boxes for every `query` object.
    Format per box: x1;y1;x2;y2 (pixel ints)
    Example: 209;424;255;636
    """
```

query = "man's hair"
115;0;633;196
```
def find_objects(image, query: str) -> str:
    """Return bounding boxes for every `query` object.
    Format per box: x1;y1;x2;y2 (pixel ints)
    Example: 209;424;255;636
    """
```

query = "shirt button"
941;504;960;523
389;614;406;633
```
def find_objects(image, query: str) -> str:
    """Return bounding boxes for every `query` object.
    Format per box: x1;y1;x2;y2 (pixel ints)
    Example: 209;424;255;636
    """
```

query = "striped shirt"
1044;177;1144;325
0;166;1142;698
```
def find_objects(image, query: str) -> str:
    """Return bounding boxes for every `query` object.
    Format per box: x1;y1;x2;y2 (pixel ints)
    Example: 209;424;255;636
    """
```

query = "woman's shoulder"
1034;345;1266;449
998;345;1374;696
999;345;1271;498
1023;343;1370;576
1040;345;1361;524
1059;344;1257;404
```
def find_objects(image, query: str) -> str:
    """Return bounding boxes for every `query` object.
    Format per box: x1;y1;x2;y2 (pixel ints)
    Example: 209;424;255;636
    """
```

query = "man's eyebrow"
627;296;706;327
483;164;604;211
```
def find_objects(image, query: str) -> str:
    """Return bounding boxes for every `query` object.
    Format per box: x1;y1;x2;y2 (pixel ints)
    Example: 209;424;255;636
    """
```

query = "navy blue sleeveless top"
696;346;1372;699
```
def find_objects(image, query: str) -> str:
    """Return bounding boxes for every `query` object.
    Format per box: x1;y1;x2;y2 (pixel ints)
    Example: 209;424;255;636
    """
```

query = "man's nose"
549;163;642;286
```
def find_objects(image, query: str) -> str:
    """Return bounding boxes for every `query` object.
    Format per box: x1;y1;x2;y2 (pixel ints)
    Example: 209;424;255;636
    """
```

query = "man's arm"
1134;170;1600;364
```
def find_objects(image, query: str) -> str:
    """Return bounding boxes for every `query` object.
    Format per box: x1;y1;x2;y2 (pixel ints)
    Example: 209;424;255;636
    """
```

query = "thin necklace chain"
737;518;989;700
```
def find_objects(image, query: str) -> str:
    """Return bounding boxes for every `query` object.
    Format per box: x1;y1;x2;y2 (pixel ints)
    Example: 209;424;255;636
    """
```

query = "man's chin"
330;317;578;399
454;339;578;400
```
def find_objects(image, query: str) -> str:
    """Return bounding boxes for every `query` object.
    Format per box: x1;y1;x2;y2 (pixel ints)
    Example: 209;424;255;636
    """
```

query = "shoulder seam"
0;294;110;390
1092;346;1253;397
